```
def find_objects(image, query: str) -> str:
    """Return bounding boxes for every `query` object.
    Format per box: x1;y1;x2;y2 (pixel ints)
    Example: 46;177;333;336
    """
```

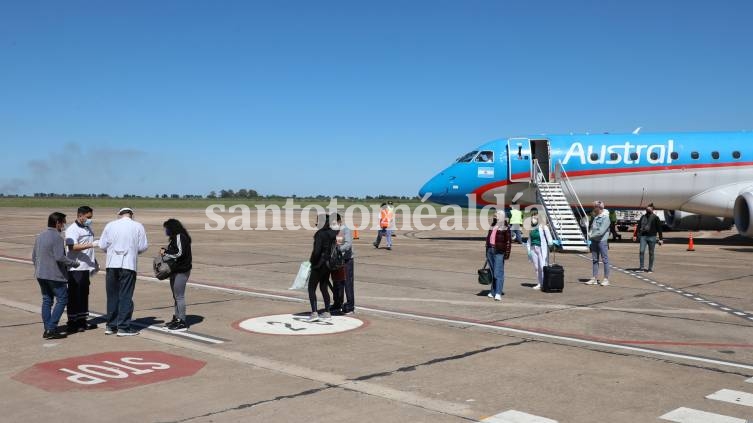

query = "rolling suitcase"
542;248;564;292
542;264;564;292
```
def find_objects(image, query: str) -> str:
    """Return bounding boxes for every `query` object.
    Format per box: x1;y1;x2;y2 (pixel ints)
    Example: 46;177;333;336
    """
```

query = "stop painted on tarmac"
237;314;365;335
13;351;206;392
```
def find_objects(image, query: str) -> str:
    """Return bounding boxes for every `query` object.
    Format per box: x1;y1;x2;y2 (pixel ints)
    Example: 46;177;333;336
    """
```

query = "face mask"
645;209;652;214
84;218;92;226
165;229;170;236
531;218;539;227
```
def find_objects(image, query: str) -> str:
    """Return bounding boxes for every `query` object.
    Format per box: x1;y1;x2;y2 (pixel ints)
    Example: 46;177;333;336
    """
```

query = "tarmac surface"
1;207;752;422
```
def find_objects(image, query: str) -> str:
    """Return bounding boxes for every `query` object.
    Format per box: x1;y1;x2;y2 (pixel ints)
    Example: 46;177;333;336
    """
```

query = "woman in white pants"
526;215;554;290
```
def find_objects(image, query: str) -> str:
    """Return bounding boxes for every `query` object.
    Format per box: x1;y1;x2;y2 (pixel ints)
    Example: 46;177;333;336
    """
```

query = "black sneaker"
83;322;98;330
116;328;140;337
104;327;117;335
43;330;67;339
167;320;188;332
165;315;179;328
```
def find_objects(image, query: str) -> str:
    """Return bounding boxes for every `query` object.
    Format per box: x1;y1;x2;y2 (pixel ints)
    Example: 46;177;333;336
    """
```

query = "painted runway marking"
585;258;753;324
481;410;557;423
87;312;226;345
237;314;364;336
660;407;747;423
706;389;753;408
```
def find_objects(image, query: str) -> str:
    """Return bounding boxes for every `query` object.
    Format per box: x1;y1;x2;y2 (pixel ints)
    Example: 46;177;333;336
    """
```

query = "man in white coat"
99;207;148;336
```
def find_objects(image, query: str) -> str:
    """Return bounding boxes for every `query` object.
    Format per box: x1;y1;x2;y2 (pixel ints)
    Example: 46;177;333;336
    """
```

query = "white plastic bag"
289;261;311;290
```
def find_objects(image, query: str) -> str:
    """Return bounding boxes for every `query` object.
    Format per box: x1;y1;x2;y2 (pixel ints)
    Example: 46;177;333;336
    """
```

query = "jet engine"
734;192;753;237
663;210;734;232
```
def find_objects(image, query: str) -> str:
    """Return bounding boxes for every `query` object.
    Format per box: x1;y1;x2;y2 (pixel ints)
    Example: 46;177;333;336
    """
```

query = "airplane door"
508;138;532;182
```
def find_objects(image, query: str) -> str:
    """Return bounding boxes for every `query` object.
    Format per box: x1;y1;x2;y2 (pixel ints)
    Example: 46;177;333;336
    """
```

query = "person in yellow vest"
373;202;395;250
609;209;621;240
508;201;523;244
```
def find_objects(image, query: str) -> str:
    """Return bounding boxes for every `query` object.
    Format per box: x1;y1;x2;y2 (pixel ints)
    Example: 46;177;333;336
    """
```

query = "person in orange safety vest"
373;201;395;250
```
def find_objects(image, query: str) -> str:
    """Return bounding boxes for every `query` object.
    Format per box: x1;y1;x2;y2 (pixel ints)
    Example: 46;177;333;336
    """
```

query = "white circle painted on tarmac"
238;314;364;335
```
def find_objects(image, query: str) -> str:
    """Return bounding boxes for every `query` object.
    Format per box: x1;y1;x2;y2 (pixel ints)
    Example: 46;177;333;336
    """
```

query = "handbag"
331;266;347;282
477;261;493;285
153;256;174;280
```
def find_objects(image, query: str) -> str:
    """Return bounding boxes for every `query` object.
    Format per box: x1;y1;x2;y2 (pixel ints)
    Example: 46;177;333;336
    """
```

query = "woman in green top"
526;212;553;290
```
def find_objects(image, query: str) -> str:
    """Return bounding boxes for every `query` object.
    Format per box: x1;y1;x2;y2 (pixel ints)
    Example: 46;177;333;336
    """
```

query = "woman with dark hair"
160;218;192;331
306;214;337;322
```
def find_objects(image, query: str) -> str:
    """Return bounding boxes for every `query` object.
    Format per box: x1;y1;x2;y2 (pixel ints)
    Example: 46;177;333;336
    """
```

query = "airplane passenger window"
475;151;494;163
733;151;742;159
590;153;599;161
650;152;659;160
691;151;699;159
629;152;638;161
609;153;618;161
456;151;478;163
670;152;679;160
711;151;720;160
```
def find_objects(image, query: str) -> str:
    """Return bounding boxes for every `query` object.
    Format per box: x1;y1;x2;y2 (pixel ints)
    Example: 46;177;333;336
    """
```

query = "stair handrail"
532;158;565;240
555;160;589;234
532;159;547;185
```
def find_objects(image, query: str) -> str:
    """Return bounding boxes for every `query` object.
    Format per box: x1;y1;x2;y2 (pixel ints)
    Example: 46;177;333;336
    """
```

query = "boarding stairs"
533;160;590;253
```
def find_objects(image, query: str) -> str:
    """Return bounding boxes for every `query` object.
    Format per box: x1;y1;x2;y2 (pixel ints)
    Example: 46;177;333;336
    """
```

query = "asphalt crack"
351;339;531;382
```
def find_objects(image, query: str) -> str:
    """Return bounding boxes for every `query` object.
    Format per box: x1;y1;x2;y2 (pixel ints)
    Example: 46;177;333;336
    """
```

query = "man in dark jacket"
307;215;338;322
32;212;80;339
632;204;663;273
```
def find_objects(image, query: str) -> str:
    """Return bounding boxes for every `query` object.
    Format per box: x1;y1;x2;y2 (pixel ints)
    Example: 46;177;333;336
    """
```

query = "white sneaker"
599;279;610;286
306;312;319;322
487;292;494;298
494;294;502;301
585;278;599;285
532;284;541;290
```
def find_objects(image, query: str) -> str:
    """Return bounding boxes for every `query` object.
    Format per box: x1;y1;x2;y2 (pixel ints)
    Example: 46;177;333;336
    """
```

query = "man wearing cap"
98;208;148;336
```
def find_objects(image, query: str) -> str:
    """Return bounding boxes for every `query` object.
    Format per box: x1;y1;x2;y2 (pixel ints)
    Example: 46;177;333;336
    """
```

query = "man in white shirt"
64;206;98;332
98;207;148;336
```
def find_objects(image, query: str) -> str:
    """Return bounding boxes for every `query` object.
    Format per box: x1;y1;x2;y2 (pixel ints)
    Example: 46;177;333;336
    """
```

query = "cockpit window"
456;150;478;163
475;151;494;163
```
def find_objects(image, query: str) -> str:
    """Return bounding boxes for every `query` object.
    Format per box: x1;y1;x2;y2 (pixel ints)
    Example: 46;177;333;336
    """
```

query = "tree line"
2;191;420;201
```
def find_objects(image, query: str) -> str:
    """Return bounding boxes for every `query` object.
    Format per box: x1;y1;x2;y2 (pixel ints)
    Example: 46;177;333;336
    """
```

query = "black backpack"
325;238;347;271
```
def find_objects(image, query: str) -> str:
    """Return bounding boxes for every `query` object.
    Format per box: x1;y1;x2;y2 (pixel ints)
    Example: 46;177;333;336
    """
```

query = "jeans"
591;239;610;278
639;235;657;270
170;271;190;321
67;271;90;325
374;229;392;248
38;279;68;331
308;266;331;313
486;247;505;295
511;226;523;243
332;259;355;312
105;268;137;330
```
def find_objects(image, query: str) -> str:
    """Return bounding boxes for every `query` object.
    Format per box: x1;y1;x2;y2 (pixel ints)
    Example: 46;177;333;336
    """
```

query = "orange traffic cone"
686;232;695;251
353;228;359;239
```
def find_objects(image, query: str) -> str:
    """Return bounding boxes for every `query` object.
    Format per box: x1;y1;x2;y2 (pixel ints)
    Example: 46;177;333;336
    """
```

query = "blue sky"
1;1;752;197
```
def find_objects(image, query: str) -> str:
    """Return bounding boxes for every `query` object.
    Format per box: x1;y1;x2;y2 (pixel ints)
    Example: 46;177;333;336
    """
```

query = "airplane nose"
419;175;441;199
